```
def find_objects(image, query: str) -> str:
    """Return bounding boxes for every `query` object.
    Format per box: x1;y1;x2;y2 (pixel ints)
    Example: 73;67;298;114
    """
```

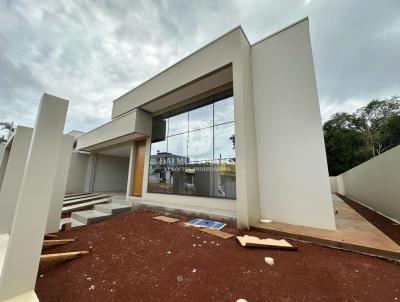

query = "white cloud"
0;0;399;132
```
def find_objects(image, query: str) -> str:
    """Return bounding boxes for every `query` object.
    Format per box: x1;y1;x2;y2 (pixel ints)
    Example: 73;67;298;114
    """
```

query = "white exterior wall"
338;145;400;222
65;152;90;194
251;19;335;230
329;177;338;193
92;154;129;192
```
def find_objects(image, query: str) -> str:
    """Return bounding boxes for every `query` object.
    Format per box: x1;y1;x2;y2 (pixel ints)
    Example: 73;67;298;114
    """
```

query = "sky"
0;0;399;134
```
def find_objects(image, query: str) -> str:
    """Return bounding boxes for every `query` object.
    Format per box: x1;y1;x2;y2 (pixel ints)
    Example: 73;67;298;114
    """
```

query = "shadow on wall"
66;153;129;194
329;145;400;223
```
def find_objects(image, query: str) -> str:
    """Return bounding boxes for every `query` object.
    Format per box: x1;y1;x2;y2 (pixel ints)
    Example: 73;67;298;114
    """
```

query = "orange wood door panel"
132;139;146;196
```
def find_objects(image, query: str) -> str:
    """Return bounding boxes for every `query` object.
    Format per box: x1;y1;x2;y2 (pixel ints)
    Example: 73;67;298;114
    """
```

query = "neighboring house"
75;17;335;230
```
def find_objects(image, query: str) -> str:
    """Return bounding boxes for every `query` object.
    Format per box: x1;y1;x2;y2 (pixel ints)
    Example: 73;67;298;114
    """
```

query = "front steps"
59;196;132;230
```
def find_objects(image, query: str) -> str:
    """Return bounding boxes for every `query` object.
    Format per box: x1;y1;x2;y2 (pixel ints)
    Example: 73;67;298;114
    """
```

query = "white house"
74;17;335;230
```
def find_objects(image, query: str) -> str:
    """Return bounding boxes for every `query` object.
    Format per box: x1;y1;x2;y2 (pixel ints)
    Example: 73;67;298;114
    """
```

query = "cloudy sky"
0;0;399;134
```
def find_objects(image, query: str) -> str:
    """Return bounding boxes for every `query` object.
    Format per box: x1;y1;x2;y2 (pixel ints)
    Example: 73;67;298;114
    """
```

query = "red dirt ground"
35;209;400;302
339;194;400;245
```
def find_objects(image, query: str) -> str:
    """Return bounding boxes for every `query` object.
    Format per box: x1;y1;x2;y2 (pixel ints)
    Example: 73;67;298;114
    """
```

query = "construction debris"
259;218;272;223
200;228;234;239
152;215;180;223
185;218;226;230
40;250;91;263
42;238;76;247
264;257;275;266
236;235;297;250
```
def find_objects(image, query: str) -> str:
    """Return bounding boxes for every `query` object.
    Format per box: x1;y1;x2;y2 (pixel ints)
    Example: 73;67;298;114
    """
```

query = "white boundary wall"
334;145;400;223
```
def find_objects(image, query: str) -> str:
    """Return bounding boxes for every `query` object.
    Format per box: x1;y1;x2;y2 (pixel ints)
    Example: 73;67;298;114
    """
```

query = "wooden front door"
132;139;146;196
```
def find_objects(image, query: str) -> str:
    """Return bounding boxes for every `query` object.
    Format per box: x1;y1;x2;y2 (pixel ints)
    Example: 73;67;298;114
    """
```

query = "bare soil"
36;209;400;302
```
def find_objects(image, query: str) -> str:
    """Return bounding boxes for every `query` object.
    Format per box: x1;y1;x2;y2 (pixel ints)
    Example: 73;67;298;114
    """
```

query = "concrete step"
64;192;92;200
94;202;132;215
72;210;111;225
59;217;86;229
63;194;109;205
112;198;132;206
64;192;92;198
62;197;111;213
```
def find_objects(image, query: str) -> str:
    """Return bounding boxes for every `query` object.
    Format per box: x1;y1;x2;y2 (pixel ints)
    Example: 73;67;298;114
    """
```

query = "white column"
0;126;33;234
0;94;68;300
45;134;74;234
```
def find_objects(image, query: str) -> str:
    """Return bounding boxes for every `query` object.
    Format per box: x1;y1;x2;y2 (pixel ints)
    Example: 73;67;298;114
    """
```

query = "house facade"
75;17;335;230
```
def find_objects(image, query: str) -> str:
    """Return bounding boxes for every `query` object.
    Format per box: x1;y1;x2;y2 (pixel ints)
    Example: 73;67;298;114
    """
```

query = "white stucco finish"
0;94;68;300
337;145;400;223
46;135;74;234
92;154;129;192
0;127;33;234
251;19;335;230
76;109;152;151
65;152;90;194
329;177;338;193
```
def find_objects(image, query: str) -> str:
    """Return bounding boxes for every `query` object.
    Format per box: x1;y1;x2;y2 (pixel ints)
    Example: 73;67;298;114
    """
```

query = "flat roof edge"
251;16;309;47
112;25;243;104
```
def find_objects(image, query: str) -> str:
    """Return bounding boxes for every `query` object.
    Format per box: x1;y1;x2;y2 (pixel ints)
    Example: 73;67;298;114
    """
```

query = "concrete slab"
62;197;111;213
72;210;111;225
63;193;94;201
94;203;131;215
59;217;85;229
252;194;400;261
63;194;109;205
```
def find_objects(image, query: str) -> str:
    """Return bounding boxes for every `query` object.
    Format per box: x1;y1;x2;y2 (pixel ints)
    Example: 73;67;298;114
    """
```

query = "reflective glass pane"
167;133;188;158
150;139;166;156
189;162;213;197
188;127;213;162
189;103;213;131
165;162;186;194
214;96;234;125
213;159;236;198
214;122;235;160
148;155;167;193
168;112;188;135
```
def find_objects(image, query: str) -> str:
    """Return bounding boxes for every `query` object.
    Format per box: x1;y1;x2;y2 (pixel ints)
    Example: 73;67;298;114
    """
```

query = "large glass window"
148;93;236;199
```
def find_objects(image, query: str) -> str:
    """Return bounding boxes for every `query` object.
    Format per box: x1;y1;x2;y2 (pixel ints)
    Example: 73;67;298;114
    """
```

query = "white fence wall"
334;145;400;222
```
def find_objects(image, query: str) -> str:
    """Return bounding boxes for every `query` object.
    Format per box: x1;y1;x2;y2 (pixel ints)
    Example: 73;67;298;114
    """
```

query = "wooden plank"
40;250;90;263
236;235;297;250
201;228;234;239
132;139;146;196
42;239;76;247
152;216;180;223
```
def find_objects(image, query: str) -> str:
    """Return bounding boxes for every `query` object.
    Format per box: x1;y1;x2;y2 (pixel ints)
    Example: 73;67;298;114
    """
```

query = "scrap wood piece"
40;250;91;263
44;233;58;239
236;235;297;250
43;238;76;247
152;215;180;223
185;218;226;230
200;228;234;239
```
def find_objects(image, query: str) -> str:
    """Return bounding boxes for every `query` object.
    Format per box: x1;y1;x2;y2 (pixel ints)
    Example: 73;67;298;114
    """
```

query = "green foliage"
324;96;400;176
0;121;15;143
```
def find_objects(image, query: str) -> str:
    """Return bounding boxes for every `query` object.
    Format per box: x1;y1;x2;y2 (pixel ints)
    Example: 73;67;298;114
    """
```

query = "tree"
0;121;16;143
355;96;400;157
323;113;369;176
323;95;400;176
